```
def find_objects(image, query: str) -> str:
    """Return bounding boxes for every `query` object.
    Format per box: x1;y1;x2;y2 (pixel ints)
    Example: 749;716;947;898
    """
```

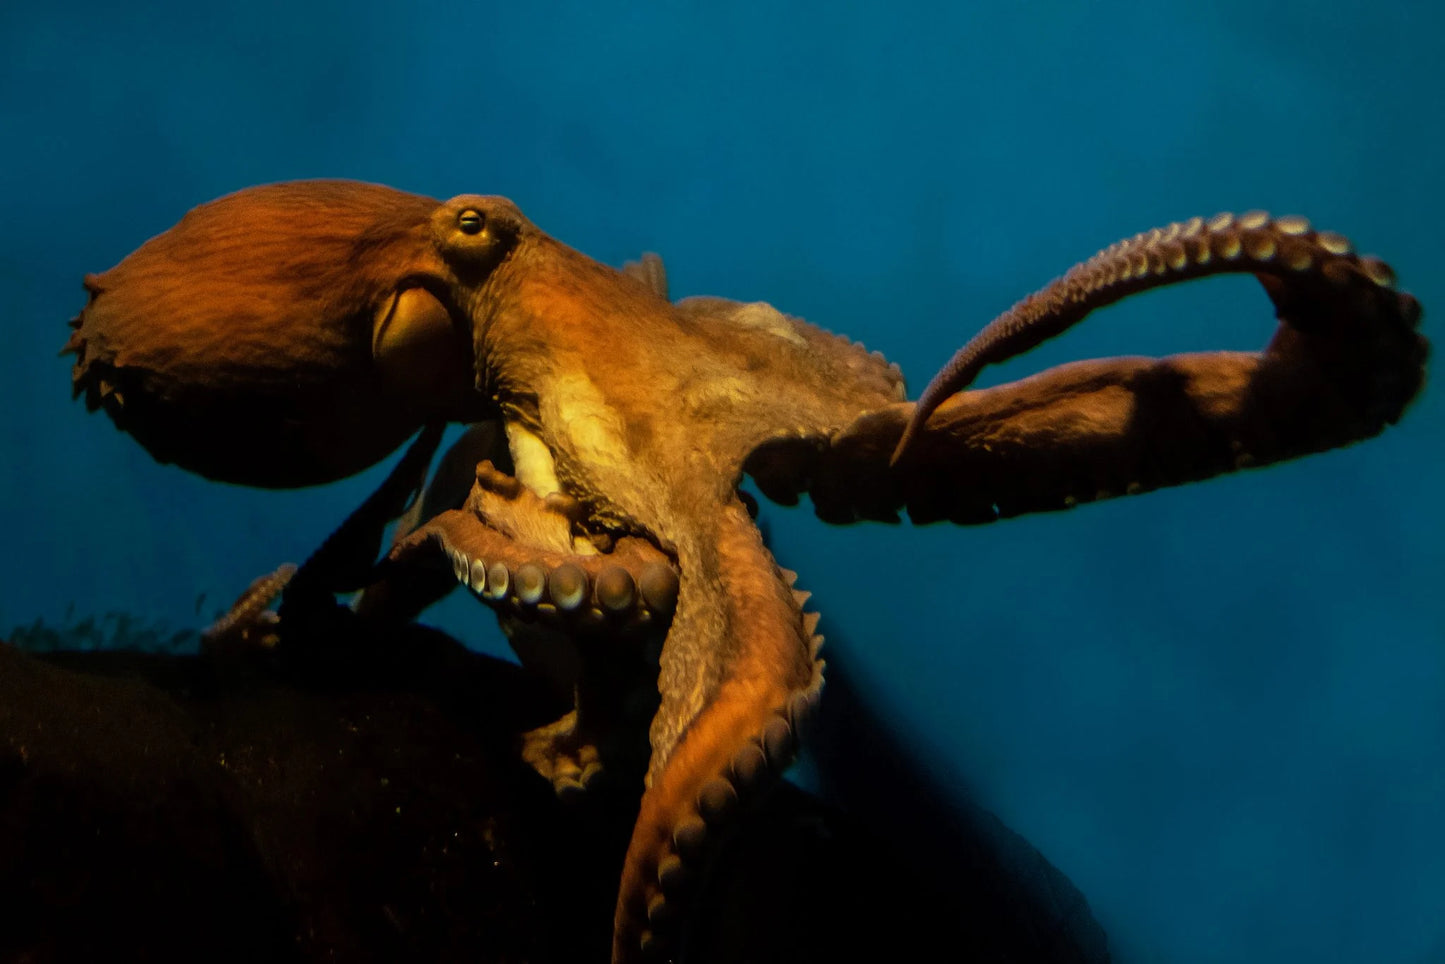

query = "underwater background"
2;2;1441;961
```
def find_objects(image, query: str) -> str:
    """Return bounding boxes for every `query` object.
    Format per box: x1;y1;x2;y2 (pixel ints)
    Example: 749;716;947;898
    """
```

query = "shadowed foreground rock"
0;617;1109;963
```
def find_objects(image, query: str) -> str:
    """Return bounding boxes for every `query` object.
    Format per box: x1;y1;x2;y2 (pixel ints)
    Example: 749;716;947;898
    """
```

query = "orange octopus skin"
64;181;489;487
66;183;1426;963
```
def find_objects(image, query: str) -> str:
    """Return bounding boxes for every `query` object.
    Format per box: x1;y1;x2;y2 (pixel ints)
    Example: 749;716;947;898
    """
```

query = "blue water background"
3;2;1441;960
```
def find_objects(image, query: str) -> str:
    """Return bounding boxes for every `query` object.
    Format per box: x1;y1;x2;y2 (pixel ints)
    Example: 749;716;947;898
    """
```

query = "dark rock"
0;615;1109;962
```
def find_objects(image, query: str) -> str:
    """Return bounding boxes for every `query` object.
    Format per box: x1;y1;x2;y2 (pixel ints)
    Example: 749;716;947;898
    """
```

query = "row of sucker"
442;539;679;629
631;571;825;960
893;212;1409;463
200;563;297;652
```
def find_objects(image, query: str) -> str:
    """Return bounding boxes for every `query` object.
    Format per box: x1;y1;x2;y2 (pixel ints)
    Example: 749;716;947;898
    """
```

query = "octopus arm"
353;422;512;622
199;422;444;648
396;495;684;802
397;506;679;629
745;218;1426;526
892;211;1427;464
611;500;821;961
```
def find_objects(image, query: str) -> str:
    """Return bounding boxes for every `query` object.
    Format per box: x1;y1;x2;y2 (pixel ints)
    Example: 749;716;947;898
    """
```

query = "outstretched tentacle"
746;228;1424;525
892;211;1414;463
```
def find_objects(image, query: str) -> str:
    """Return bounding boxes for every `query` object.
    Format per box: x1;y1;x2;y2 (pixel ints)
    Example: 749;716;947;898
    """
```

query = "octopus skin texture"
64;181;1427;962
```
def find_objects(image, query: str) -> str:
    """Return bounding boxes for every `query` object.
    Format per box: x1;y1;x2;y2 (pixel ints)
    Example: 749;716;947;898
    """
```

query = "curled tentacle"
892;212;1417;464
793;246;1424;524
398;489;683;807
396;503;680;630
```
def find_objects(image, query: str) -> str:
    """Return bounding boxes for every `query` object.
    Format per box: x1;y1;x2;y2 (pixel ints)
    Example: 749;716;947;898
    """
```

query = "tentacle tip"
890;408;929;467
887;435;909;468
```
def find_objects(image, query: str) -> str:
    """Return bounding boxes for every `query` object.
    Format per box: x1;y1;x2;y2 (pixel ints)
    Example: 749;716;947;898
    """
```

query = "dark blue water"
4;2;1441;960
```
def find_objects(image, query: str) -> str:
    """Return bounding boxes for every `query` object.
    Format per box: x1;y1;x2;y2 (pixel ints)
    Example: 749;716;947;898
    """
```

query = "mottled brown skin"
66;183;1426;963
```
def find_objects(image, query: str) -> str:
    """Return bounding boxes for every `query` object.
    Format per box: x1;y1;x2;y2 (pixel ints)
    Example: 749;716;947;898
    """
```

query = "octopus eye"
457;209;485;235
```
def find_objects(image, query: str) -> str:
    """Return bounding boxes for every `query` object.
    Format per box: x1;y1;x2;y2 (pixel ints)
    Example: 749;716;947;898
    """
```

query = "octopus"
62;181;1426;962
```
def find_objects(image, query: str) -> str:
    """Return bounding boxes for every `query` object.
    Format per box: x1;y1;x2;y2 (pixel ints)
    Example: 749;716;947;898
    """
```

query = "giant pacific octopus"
63;181;1427;962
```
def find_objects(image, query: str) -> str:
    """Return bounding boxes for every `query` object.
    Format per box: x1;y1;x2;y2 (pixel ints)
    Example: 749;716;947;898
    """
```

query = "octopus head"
64;181;510;487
